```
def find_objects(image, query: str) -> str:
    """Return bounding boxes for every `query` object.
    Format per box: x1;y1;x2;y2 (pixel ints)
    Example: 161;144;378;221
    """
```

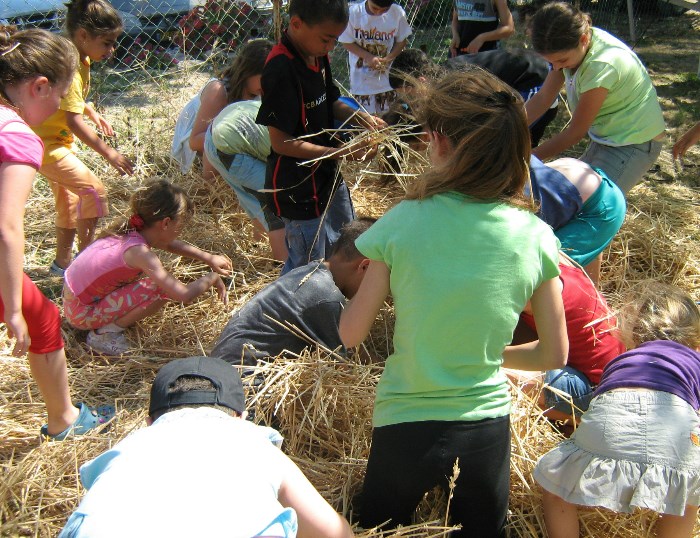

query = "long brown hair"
406;67;534;210
529;2;592;54
0;27;78;106
218;39;273;103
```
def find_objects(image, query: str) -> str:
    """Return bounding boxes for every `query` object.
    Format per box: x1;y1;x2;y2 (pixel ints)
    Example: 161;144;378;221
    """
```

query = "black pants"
359;417;510;538
529;105;559;147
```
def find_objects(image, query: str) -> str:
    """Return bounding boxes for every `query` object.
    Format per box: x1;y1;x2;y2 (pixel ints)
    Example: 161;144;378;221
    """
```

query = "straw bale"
2;26;700;536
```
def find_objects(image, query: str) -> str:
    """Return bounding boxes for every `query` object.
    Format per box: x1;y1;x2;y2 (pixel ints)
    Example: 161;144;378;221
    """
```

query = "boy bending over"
59;356;354;538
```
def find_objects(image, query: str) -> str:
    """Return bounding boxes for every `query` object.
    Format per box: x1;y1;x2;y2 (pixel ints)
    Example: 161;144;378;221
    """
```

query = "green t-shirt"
564;28;665;146
356;193;561;427
211;100;271;162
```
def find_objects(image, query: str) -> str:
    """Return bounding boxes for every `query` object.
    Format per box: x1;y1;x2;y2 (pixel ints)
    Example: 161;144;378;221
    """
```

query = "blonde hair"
101;180;194;237
0;27;78;106
218;39;273;103
620;282;700;350
406;67;534;210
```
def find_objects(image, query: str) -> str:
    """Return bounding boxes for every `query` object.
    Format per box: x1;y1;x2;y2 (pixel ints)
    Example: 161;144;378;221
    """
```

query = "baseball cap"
149;356;245;416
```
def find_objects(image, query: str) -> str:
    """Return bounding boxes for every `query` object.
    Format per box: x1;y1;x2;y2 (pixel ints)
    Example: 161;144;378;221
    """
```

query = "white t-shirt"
59;408;296;537
339;1;412;96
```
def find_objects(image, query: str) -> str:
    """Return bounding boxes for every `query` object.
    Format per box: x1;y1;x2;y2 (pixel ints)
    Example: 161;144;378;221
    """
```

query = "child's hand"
208;254;232;276
339;137;378;162
95;115;115;137
673;122;700;160
357;112;387;131
106;148;134;176
466;36;484;54
211;274;228;305
367;56;382;70
5;312;30;357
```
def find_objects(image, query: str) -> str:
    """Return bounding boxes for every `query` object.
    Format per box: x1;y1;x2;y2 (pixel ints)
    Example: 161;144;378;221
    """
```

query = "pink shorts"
63;277;167;330
0;273;64;354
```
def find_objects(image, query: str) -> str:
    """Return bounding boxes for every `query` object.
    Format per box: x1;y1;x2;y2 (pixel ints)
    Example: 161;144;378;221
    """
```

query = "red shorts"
0;273;64;354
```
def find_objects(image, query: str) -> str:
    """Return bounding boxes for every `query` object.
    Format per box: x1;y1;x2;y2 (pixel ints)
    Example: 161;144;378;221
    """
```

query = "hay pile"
2;27;700;538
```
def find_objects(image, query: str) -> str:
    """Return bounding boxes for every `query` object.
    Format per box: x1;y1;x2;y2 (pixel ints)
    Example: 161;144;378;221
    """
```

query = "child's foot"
48;260;66;277
40;402;115;441
86;330;131;356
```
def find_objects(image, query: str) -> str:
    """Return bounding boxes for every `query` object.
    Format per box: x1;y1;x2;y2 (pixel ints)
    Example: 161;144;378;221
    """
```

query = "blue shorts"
543;366;594;416
204;130;283;232
555;170;626;267
280;182;355;275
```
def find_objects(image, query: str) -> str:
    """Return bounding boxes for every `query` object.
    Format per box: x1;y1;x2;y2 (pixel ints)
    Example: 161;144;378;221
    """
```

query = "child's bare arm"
164;239;232;276
464;0;514;53
339;260;390;348
124;245;226;304
382;39;408;63
65;111;134;175
333;100;387;130
277;454;355;538
343;42;382;70
533;87;608;161
450;8;460;54
83;102;115;137
673;121;700;159
502;277;568;371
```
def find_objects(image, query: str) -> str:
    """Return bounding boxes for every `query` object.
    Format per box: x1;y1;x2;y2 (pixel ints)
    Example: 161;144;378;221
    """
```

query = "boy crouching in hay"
58;356;354;538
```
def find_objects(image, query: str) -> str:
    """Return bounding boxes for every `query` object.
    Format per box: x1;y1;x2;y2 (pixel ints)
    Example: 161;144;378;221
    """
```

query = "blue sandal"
40;402;115;441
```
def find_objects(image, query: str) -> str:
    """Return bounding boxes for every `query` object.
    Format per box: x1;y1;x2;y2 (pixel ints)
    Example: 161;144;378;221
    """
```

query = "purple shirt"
595;340;700;410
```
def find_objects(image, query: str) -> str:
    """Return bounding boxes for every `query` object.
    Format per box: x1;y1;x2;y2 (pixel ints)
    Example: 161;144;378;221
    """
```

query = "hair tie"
129;214;145;231
488;90;517;107
1;42;20;56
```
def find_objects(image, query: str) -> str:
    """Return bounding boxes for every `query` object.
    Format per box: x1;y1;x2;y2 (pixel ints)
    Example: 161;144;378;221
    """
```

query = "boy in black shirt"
256;0;384;275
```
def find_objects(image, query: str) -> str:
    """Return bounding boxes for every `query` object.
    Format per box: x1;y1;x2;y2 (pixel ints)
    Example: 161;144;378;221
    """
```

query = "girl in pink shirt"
63;180;231;355
1;27;114;440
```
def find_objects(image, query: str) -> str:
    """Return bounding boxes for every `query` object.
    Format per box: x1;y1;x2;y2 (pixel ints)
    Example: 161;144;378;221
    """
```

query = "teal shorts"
555;170;626;267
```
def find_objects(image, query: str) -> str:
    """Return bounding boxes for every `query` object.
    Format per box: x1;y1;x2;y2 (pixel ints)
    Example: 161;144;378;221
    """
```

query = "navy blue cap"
149;357;245;416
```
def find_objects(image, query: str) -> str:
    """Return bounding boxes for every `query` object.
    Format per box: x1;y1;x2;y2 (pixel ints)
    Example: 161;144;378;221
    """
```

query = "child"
673;120;700;160
525;2;665;194
171;39;273;177
0;27;114;439
33;0;134;276
210;218;373;370
506;254;625;425
63;180;231;356
534;282;700;538
450;0;514;56
339;70;568;536
256;0;386;275
59;356;355;537
203;99;288;262
529;156;626;285
339;0;412;114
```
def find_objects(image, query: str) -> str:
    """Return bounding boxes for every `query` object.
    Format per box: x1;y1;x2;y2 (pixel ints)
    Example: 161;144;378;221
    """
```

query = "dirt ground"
1;10;699;537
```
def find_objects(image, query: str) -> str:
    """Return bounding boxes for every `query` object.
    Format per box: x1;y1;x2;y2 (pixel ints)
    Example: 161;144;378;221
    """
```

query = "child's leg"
28;349;79;436
77;217;99;252
55;226;77;269
583;253;602;287
655;506;698;538
542;489;579;538
42;154;108;266
268;228;288;263
63;278;167;331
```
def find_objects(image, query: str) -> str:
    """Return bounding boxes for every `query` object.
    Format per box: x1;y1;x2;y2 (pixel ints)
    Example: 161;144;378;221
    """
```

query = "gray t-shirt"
211;261;346;366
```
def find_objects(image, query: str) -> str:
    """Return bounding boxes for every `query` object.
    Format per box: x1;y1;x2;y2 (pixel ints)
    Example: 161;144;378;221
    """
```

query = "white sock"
96;323;124;335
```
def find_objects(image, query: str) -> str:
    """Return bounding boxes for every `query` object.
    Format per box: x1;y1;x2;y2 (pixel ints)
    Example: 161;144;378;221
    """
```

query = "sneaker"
49;260;66;277
86;330;131;356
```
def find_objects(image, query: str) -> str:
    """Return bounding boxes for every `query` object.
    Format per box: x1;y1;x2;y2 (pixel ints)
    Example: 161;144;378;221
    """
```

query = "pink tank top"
0;105;44;169
65;231;149;304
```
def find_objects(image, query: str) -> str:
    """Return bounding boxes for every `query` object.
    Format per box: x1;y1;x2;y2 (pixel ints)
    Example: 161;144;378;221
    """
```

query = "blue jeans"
280;182;354;275
543;366;594;416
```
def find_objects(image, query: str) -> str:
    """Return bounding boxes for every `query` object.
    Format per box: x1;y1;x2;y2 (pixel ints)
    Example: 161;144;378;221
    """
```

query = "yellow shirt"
33;58;90;164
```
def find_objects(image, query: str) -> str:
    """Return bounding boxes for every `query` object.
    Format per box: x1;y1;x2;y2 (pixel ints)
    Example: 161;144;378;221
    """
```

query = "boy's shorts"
63;278;167;330
204;131;283;232
40;152;108;229
555;171;626;267
0;273;64;354
280;182;354;275
543;366;594;417
352;90;397;115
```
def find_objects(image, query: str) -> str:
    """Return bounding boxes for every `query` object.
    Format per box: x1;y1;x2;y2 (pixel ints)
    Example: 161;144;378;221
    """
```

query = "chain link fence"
0;0;689;104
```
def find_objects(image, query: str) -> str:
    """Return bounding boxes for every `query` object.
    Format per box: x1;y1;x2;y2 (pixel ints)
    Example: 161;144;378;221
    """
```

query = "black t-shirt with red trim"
256;32;342;220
